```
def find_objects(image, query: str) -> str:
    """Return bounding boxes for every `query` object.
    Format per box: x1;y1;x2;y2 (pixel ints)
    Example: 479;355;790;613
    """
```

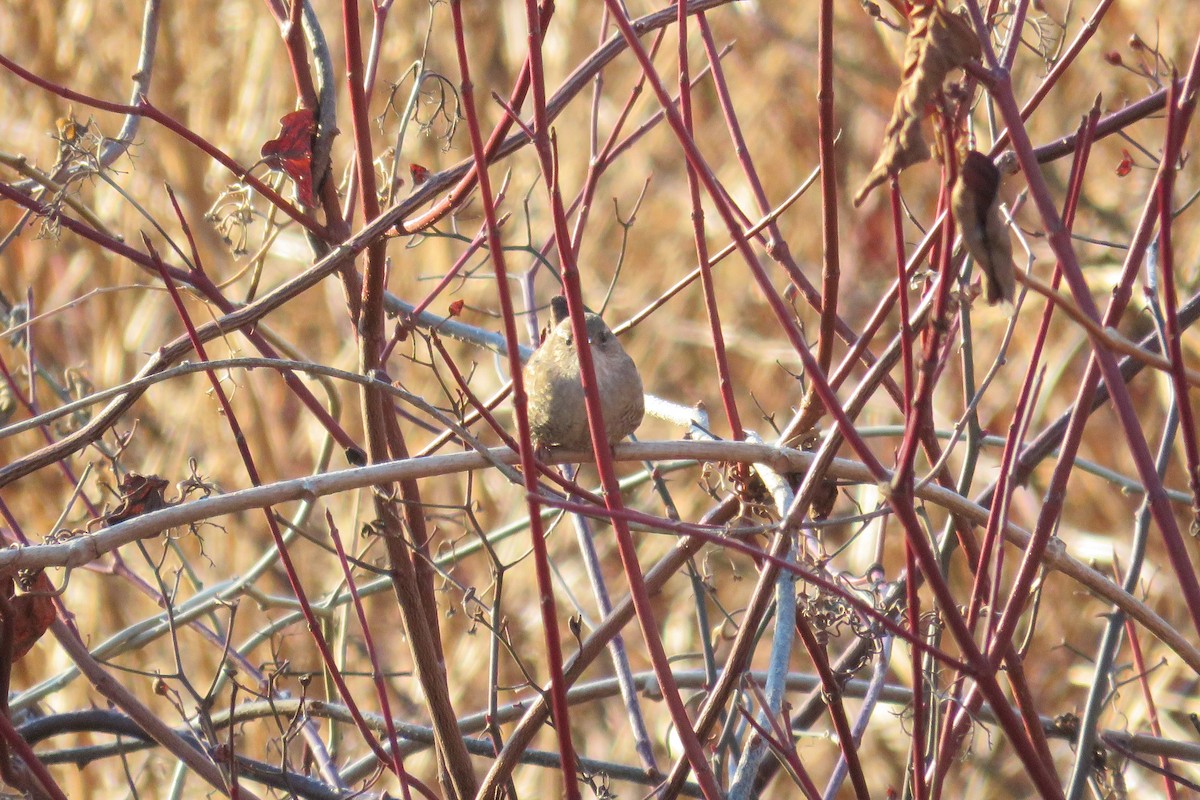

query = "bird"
953;149;1015;304
524;296;644;451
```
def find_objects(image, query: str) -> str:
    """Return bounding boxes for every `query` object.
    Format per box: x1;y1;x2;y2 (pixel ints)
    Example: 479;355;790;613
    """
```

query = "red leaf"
448;299;465;317
8;571;55;661
1116;149;1134;177
103;473;171;526
410;163;431;186
261;109;317;206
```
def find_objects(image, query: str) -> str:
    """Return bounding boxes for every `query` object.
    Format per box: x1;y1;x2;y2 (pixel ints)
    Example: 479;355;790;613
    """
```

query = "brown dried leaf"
953;150;1015;304
7;571;56;662
811;477;839;521
102;473;171;527
854;2;981;206
261;109;317;206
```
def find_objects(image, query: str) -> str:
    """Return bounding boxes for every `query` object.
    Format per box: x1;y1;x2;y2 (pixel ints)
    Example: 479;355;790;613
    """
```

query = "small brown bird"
953;150;1015;304
524;297;644;450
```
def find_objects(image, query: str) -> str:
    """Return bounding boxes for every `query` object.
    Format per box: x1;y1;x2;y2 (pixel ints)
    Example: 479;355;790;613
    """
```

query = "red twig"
971;8;1200;655
794;0;842;432
990;0;1117;153
145;236;394;770
675;2;744;447
399;217;507;338
447;3;581;798
326;512;415;800
932;100;1105;797
398;5;555;235
342;0;478;794
970;103;1099;648
791;613;872;800
1153;74;1200;525
739;679;822;800
0;694;68;800
1123;609;1180;799
0;52;325;236
599;5;1067;792
540;493;965;667
0;181;360;474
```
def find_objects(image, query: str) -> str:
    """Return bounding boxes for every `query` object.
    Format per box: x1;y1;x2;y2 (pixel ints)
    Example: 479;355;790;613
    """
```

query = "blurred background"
1;0;1198;796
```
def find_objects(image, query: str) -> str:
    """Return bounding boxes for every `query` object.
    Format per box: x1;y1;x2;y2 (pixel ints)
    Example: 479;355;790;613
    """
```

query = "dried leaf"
1116;148;1134;177
56;114;89;147
102;473;171;527
811;477;839;521
410;163;431;186
854;1;981;206
953;150;1014;304
261;109;317;206
7;572;56;662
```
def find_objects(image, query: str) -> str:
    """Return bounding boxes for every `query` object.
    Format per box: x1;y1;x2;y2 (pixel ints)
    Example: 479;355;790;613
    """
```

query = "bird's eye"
597;331;610;344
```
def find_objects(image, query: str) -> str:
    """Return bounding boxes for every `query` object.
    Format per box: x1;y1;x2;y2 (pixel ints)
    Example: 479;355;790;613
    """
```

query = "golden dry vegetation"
1;0;1199;798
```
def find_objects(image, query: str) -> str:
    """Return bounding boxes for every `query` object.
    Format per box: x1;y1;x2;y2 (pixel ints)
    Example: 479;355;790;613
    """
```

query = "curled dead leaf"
1116;148;1134;177
854;1;981;206
952;150;1015;304
261;109;318;207
6;571;56;662
102;473;171;527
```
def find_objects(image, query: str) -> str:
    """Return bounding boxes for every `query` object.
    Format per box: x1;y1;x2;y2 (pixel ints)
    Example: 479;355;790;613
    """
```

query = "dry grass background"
1;0;1199;798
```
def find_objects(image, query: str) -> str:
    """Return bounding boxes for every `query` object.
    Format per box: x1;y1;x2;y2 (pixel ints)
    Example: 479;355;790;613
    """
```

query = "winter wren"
524;297;644;450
